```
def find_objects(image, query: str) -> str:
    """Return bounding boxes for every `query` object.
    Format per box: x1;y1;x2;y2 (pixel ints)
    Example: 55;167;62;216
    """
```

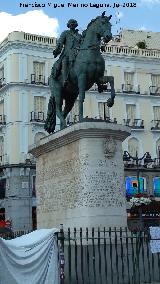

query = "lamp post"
123;151;153;194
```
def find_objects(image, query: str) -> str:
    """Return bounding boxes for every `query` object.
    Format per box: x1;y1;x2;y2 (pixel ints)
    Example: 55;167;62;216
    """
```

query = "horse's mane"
82;15;108;38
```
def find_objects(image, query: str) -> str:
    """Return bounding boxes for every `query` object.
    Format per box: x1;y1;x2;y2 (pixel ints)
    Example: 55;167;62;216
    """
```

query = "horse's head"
95;12;112;43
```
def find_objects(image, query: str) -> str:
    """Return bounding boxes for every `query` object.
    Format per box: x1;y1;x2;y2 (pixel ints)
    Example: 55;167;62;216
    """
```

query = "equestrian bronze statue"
44;13;115;133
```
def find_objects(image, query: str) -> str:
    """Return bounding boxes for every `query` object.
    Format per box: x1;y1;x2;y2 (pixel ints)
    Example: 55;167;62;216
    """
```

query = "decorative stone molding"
29;121;131;158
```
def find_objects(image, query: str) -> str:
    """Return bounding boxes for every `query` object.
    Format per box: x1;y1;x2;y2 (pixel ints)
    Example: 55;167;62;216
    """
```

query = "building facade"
0;29;160;230
0;31;56;230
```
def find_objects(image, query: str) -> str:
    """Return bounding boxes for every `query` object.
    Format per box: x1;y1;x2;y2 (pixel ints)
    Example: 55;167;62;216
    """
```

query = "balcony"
124;158;160;170
123;119;144;129
89;82;111;92
151;120;160;130
122;84;140;94
30;111;46;123
0;115;6;125
149;86;160;96
31;74;47;85
151;158;160;169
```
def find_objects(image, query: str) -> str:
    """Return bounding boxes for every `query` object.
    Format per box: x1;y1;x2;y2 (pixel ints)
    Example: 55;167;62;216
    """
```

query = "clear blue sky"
0;0;160;38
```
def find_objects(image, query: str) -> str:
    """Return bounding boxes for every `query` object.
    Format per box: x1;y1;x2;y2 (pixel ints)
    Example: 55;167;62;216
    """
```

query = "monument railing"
1;227;160;284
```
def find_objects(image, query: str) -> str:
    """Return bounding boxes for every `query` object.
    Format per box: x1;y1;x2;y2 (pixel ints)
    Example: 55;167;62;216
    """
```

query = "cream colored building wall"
10;54;19;82
0;32;54;164
137;71;151;95
9;90;19;121
110;66;123;92
7;124;20;164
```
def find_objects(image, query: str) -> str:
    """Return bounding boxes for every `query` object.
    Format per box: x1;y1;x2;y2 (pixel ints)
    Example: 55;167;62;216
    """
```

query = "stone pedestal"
29;121;131;229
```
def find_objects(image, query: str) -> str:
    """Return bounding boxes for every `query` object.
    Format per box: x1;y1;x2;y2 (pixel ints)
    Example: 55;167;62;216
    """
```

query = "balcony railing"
31;74;47;85
104;44;160;59
123;119;144;129
151;120;160;130
151;158;160;169
149;86;160;96
124;158;160;169
122;84;140;94
30;111;45;123
89;83;111;92
0;115;6;125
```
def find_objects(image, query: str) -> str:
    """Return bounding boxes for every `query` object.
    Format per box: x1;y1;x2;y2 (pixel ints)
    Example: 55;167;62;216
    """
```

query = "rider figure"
52;19;82;86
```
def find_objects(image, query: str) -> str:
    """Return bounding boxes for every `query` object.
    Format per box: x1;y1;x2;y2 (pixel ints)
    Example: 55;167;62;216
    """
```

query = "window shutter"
98;102;110;119
153;106;160;121
0;101;4;115
151;75;160;86
128;138;139;157
34;96;46;120
126;104;136;122
33;62;45;82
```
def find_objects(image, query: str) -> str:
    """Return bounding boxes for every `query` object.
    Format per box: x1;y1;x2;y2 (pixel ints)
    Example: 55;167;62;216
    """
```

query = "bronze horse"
45;13;115;133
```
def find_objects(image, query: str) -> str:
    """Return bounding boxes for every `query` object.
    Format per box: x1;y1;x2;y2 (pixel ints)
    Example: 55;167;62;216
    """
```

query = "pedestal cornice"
29;121;131;158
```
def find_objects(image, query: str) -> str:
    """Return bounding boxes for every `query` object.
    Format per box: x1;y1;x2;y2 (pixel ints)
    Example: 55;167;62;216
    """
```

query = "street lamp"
123;151;153;194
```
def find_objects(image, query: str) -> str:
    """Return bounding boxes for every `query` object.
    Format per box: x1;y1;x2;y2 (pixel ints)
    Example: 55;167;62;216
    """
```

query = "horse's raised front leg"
78;74;86;121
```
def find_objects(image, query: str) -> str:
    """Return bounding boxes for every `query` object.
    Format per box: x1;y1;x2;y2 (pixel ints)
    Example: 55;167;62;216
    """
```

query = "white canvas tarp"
0;228;59;284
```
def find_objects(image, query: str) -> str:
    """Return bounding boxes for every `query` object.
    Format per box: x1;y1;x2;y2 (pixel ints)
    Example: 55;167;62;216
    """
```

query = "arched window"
34;132;46;144
0;137;4;163
128;137;139;157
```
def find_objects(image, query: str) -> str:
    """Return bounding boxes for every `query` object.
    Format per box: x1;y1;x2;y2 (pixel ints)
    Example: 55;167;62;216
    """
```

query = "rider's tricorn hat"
67;19;78;28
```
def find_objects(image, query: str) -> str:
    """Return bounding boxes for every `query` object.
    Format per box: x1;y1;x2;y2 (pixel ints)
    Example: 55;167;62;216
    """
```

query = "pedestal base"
29;121;131;229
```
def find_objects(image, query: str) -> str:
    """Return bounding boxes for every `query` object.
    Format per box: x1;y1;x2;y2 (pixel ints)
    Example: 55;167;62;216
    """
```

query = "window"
0;137;4;163
128;137;139;157
33;96;46;121
0;101;4;124
32;206;37;230
156;139;160;159
0;208;5;221
0;179;6;199
0;101;4;115
153;106;160;121
0;66;4;81
124;72;134;91
151;74;160;87
126;104;136;123
32;176;36;197
150;75;160;95
33;62;45;83
98;102;110;120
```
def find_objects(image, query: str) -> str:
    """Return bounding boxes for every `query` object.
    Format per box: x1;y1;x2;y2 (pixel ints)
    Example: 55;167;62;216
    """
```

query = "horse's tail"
44;82;56;133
